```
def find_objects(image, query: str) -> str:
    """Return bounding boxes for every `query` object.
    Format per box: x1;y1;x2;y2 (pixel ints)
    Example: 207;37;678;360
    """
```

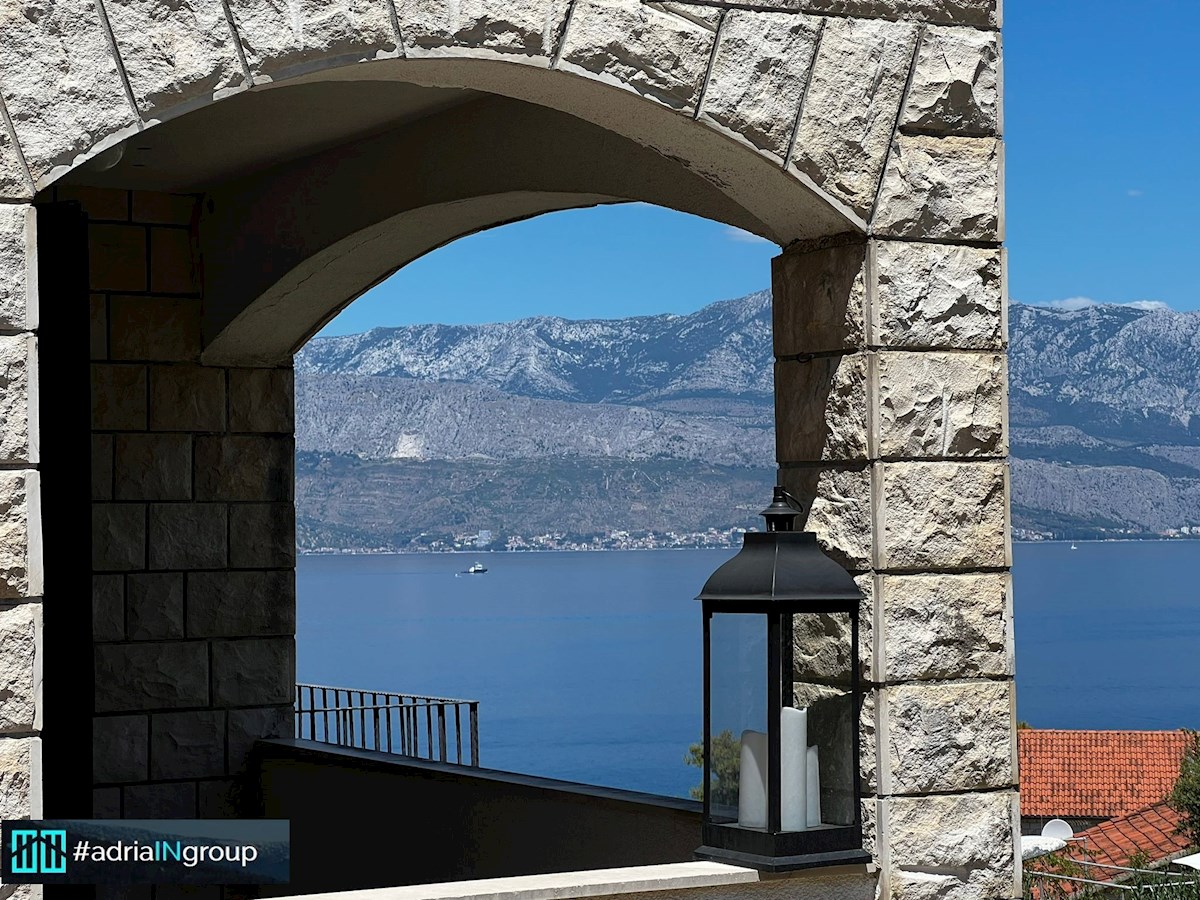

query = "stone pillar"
81;187;296;819
774;23;1015;899
0;200;43;853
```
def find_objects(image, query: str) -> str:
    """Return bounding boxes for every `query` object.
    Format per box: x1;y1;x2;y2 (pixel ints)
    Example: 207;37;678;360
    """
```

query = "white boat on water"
466;562;488;574
1070;543;1078;550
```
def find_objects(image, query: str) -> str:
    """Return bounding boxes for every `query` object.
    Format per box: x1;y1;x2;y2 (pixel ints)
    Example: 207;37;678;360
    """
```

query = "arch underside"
50;55;865;366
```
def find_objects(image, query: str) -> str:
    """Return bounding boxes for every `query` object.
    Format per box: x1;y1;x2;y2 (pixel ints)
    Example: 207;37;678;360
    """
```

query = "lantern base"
694;846;872;873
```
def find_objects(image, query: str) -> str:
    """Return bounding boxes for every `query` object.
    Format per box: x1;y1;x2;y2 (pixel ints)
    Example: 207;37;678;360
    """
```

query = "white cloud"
724;226;771;244
1127;189;1145;197
1034;296;1171;312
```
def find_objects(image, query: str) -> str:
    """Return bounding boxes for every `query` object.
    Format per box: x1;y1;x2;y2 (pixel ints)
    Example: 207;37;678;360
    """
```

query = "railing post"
470;702;479;766
425;704;433;761
454;704;463;764
437;705;447;762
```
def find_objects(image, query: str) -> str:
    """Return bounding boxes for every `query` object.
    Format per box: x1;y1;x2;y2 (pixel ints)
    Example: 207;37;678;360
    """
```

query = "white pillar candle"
807;744;821;827
780;706;807;831
738;729;767;828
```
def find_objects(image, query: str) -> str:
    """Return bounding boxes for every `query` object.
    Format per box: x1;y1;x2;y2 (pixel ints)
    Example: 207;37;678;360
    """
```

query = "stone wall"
0;190;42;872
77;186;296;820
772;21;1016;892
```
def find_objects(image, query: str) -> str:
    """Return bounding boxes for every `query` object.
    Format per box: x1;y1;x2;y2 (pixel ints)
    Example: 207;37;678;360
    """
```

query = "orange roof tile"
1019;729;1194;818
1072;802;1192;869
1027;802;1194;897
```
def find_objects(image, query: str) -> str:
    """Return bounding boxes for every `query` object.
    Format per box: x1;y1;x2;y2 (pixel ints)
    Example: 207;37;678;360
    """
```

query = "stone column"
81;187;296;819
774;22;1015;900
0;199;43;851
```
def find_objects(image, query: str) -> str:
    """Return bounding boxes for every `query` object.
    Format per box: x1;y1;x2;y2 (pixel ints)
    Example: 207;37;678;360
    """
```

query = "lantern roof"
697;531;862;603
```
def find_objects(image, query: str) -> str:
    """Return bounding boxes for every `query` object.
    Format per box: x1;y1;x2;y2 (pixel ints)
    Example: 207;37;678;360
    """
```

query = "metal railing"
295;683;479;766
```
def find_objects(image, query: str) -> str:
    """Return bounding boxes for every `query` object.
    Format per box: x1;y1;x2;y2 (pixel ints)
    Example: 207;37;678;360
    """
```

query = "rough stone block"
873;135;1002;241
195;435;292;501
229;503;296;569
0;2;135;186
781;466;871;570
764;1;999;27
882;681;1013;794
93;786;121;817
902;26;1000;136
93;503;147;572
229;368;294;433
198;778;237;817
126;572;185;640
123;781;196;817
0;115;30;201
855;572;874;684
149;365;226;431
151;710;227;779
103;0;246;118
0;333;37;464
885;791;1016;887
399;0;571;58
93;715;148;783
773;240;867;355
880;573;1009;680
110;296;201;362
776;354;868;463
0;602;40;733
0;204;35;330
133;192;198;226
92;364;148;430
702;11;820;157
89;224;148;292
0;470;42;598
871;242;1004;349
94;641;209;712
115;433;192;501
91;293;108;360
212;638;294;706
559;0;714;113
186;571;294;638
227;705;293;769
859;687;876;794
793;18;917;219
889;869;1011;900
878;462;1007;571
226;0;398;81
0;736;40;819
149;503;227;570
150;227;198;294
93;574;125;641
875;351;1006;458
93;434;114;501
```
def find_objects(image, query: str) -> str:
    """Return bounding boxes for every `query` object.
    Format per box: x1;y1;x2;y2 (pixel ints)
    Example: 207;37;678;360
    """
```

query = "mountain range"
294;292;1200;550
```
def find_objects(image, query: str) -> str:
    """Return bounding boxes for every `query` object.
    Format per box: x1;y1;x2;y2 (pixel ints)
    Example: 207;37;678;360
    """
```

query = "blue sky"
322;0;1199;335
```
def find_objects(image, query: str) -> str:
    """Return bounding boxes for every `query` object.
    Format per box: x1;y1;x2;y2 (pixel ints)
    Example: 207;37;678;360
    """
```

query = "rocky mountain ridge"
295;294;1200;548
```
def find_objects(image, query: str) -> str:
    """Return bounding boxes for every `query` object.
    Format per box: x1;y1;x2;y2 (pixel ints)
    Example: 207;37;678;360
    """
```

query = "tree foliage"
1170;729;1200;849
685;729;741;805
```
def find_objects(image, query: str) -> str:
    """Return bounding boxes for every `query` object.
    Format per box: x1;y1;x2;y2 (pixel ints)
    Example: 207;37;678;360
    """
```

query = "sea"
297;541;1200;800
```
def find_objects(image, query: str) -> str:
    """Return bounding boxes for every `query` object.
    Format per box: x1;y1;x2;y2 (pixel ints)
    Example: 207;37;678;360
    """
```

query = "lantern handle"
760;486;805;532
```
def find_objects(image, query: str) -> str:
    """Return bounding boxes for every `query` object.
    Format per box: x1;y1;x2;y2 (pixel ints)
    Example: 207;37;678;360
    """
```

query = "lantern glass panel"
790;611;855;828
707;612;768;829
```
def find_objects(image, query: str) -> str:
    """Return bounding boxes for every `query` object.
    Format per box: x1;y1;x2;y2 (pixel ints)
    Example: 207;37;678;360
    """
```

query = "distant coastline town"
299;527;752;555
298;524;1200;554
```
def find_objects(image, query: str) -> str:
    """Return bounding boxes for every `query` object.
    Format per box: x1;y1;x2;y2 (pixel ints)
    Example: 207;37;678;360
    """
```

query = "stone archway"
0;2;1012;897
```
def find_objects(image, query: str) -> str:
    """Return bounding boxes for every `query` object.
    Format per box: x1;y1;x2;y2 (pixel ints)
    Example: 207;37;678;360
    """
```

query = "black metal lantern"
695;486;869;872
